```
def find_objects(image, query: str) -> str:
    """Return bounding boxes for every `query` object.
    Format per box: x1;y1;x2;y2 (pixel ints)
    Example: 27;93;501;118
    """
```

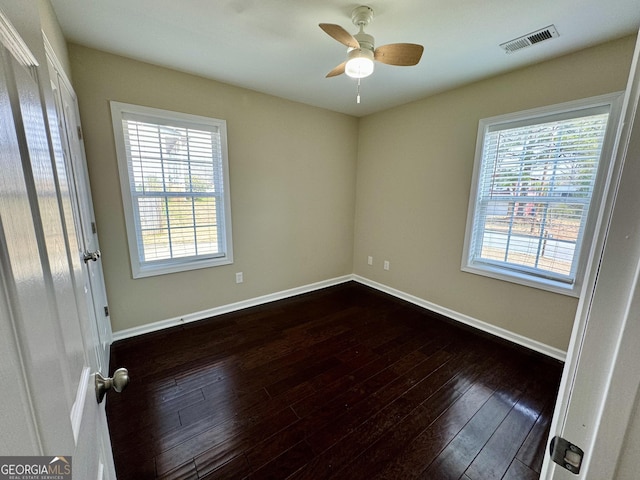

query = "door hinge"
77;125;83;140
91;221;97;234
550;436;584;474
104;306;109;317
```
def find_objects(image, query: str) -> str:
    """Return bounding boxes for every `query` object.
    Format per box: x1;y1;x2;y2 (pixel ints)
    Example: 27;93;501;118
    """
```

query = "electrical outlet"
367;256;373;266
235;272;243;284
383;260;390;271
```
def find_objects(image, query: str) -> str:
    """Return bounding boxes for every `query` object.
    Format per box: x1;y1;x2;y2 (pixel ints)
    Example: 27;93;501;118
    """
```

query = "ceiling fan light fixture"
345;48;374;78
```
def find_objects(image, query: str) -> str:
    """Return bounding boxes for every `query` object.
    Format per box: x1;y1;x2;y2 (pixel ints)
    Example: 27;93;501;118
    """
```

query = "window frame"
110;101;233;278
461;93;623;296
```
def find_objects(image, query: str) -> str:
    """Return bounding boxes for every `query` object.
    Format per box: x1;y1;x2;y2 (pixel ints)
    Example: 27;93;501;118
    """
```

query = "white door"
46;46;113;373
542;30;640;479
0;13;116;480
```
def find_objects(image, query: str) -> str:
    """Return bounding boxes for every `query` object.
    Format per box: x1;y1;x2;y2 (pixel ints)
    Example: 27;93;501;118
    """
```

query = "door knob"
83;250;101;263
95;368;129;404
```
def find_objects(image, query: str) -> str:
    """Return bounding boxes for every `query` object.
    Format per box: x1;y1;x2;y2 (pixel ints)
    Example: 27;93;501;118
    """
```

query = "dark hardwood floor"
107;282;562;480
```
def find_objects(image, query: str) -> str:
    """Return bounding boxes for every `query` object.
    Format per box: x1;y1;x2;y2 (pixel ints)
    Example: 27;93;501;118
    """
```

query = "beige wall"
68;33;635;348
354;35;636;351
68;44;358;332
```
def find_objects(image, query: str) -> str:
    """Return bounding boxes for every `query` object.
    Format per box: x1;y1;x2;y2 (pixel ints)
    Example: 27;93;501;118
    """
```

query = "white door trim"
541;29;640;479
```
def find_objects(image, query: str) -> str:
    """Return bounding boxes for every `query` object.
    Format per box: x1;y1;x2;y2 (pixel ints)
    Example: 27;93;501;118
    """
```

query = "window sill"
132;255;233;279
461;264;580;297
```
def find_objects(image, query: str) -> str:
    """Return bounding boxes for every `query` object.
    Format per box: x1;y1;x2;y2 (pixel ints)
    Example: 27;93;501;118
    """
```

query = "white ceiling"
49;0;640;117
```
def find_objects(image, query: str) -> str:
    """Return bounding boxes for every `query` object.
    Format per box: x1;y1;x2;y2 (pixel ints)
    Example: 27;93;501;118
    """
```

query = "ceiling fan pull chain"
356;78;361;104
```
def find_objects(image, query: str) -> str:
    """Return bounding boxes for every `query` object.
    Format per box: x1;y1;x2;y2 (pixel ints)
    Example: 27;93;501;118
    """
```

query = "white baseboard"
353;275;566;361
112;273;566;361
112;275;353;341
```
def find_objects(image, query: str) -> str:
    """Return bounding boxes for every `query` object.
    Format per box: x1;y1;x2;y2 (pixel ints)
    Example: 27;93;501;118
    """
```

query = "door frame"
542;29;640;479
44;33;113;373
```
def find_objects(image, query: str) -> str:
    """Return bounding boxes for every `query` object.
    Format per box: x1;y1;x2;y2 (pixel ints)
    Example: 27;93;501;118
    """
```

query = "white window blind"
111;102;232;278
463;94;622;295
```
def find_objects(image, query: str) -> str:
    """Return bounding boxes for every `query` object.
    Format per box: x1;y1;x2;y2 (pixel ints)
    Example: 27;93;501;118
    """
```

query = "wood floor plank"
516;398;556;472
155;406;298;475
246;440;315;479
375;383;494;479
329;348;489;480
464;379;551;480
290;354;400;419
156;461;199;480
106;282;561;480
291;354;476;479
502;459;539;480
419;386;522;480
197;453;252;480
341;400;449;479
304;348;454;454
194;447;251;478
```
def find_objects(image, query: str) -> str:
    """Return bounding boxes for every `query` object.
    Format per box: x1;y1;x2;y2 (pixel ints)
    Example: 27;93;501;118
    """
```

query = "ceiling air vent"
500;25;559;54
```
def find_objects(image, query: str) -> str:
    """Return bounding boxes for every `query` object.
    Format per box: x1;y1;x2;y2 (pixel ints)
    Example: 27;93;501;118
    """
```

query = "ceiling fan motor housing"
353;32;375;53
351;5;374;27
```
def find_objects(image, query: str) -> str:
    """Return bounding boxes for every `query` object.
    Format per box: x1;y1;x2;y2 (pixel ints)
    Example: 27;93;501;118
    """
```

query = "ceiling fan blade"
374;43;424;66
326;62;346;78
319;23;360;49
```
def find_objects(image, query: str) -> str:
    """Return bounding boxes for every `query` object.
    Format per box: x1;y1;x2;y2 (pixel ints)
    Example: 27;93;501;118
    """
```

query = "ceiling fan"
320;5;424;79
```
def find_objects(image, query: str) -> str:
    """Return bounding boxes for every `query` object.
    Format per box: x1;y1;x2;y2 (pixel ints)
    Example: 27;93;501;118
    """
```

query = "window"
110;102;233;278
462;93;622;295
